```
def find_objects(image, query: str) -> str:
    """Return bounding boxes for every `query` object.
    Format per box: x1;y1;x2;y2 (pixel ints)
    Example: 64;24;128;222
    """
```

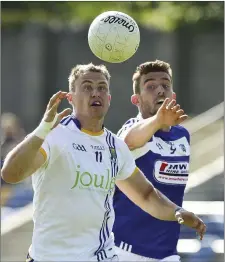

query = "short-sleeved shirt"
29;116;138;261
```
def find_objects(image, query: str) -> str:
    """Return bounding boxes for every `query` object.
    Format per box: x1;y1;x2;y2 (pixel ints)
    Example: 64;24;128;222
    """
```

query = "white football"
88;11;140;63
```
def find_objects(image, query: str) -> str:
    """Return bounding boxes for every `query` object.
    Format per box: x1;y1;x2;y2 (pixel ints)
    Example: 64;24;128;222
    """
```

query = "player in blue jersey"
113;60;195;261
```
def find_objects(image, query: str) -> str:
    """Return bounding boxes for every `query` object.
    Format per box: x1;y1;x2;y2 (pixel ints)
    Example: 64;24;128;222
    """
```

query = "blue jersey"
113;115;190;259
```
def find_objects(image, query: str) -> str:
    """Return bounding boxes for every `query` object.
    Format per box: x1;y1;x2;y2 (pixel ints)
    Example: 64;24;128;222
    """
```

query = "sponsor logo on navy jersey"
154;160;189;185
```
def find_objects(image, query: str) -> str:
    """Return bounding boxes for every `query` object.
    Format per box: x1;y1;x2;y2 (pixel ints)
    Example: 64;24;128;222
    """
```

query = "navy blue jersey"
113;115;190;259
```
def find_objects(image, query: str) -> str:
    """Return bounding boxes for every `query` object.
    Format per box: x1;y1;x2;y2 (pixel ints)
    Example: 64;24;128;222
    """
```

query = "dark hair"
68;63;111;91
132;60;172;94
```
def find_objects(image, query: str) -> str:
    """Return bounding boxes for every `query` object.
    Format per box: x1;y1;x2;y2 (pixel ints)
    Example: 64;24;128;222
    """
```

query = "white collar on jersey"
61;115;105;136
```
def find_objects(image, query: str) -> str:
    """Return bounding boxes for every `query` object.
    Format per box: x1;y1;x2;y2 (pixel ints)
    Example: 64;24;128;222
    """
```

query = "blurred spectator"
1;113;33;218
1;112;26;161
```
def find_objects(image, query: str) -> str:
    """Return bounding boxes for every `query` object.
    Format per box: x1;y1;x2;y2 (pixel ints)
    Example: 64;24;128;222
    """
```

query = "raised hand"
175;209;206;240
156;98;188;127
43;91;72;127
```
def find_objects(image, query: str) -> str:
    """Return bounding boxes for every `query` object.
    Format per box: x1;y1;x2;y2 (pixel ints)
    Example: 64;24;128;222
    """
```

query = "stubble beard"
139;103;157;119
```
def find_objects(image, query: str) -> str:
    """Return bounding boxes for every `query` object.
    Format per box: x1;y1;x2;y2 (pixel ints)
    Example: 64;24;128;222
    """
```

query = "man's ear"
131;94;139;106
66;93;72;104
172;92;176;100
108;94;111;104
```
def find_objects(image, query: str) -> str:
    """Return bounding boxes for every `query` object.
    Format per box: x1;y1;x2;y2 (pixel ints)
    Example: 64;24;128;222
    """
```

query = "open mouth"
91;101;102;107
156;99;165;105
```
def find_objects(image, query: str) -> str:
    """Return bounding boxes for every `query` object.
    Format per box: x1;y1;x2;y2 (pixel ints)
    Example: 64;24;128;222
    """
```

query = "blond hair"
68;63;111;91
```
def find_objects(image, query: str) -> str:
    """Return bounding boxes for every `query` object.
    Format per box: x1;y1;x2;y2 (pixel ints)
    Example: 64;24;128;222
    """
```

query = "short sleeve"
116;139;139;181
34;129;56;171
39;139;51;167
24;131;51;169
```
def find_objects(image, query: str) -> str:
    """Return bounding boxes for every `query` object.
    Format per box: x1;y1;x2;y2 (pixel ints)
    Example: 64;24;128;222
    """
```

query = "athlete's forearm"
1;134;44;184
124;115;161;150
143;187;179;221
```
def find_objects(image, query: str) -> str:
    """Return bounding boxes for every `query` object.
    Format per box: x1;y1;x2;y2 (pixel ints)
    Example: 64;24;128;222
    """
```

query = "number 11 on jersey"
95;151;102;162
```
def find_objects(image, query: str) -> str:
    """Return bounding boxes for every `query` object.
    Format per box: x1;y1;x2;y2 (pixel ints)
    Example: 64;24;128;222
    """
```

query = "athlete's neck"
160;125;171;132
75;114;104;132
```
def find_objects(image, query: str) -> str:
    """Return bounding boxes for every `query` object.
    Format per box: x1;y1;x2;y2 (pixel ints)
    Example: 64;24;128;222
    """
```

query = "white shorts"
115;246;181;262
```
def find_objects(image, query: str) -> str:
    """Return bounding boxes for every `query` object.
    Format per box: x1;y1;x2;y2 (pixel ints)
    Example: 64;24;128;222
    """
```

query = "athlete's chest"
61;133;116;166
150;135;190;157
55;131;119;194
136;135;190;187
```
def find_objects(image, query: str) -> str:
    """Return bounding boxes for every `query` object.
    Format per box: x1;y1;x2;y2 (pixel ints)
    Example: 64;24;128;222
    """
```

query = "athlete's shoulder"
174;125;190;135
123;117;139;126
122;116;140;127
105;128;129;150
42;125;67;149
59;115;76;127
117;116;140;137
173;125;190;142
58;115;81;133
45;115;77;141
105;128;122;142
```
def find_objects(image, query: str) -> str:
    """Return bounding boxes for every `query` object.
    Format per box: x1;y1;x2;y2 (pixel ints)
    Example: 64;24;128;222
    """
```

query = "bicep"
115;169;154;205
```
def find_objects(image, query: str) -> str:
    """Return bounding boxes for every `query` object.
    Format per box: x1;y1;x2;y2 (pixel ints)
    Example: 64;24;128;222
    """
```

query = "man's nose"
157;85;165;96
92;87;100;97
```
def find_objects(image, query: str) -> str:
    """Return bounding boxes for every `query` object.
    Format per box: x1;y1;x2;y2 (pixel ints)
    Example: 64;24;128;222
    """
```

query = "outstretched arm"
124;115;161;150
123;98;188;150
116;169;206;240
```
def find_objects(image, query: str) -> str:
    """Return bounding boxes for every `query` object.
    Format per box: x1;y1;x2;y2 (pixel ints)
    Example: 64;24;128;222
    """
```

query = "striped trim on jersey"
60;115;104;132
60;115;80;127
94;130;119;261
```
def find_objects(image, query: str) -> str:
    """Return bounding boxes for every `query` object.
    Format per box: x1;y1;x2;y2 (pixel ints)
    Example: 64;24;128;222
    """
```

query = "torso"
30;117;125;261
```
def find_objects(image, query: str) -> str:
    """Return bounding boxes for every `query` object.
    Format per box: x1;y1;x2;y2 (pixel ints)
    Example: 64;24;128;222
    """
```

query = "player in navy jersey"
113;60;195;261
